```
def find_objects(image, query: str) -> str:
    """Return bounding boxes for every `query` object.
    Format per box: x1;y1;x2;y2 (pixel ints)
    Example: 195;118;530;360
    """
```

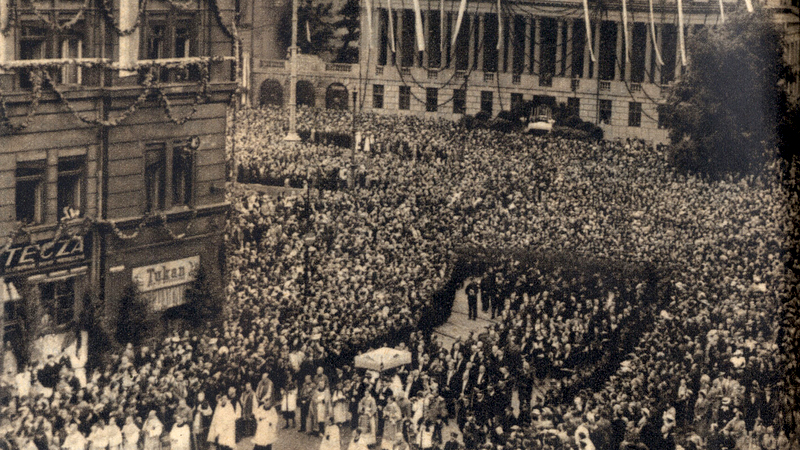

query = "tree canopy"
334;0;361;63
658;10;794;178
278;0;337;57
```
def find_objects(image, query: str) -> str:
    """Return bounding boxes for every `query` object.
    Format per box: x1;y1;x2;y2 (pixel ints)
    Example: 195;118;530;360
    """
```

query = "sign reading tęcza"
132;256;199;293
1;236;88;275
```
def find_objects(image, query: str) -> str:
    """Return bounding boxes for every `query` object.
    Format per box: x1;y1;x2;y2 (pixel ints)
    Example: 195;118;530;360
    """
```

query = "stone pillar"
556;19;564;76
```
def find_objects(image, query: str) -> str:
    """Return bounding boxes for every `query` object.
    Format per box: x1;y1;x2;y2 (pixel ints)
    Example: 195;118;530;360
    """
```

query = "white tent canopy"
354;347;411;372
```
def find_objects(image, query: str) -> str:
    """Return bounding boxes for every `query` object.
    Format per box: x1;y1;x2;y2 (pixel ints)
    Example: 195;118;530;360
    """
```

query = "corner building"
0;0;236;368
248;0;799;142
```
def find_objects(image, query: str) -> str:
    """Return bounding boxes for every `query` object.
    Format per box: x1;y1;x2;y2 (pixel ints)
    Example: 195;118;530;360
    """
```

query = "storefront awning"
0;280;21;302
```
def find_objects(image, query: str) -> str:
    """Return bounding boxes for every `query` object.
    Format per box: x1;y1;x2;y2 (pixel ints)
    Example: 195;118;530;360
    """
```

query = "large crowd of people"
1;105;798;450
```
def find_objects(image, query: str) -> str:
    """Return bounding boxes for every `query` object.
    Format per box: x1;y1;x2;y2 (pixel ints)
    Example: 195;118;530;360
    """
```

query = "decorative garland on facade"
156;61;209;125
108;208;201;241
23;0;90;32
1;0;19;35
164;0;196;10
157;209;198;240
208;0;234;40
0;68;44;133
100;0;148;36
42;66;157;127
108;214;151;240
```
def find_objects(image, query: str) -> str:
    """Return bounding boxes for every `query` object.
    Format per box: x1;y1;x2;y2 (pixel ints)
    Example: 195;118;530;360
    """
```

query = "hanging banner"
744;0;753;12
451;0;467;47
648;0;664;66
132;256;200;293
306;20;312;42
1;236;89;275
365;0;373;50
439;0;445;59
718;0;725;23
582;0;596;62
411;0;425;51
677;0;687;66
387;0;396;53
621;0;630;61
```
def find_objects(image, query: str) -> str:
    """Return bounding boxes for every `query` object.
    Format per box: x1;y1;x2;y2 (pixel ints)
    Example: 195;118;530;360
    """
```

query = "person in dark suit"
465;281;479;320
443;432;459;450
480;272;495;313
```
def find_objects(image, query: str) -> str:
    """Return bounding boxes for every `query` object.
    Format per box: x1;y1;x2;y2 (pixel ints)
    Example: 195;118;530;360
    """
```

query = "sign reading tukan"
132;256;200;293
1;236;88;275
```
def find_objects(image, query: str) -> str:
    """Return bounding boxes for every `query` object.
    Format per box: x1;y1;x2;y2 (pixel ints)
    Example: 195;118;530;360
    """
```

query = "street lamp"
284;0;301;142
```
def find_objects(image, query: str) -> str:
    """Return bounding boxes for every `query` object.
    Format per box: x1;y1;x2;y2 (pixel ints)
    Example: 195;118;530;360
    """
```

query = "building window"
60;38;84;85
40;278;76;327
3;299;23;332
628;102;642;127
399;86;411;110
145;145;167;212
567;97;580;118
57;157;85;220
426;88;438;112
172;144;194;207
453;89;466;114
599;99;612;124
373;84;384;109
658;110;668;129
480;91;493;115
16;161;46;225
142;16;198;82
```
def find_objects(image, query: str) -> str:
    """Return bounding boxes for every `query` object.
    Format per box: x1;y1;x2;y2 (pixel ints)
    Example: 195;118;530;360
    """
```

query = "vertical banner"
648;0;664;66
306;20;312;42
439;0;444;60
119;0;140;75
388;0;396;53
677;0;686;66
496;0;502;50
452;0;467;46
621;0;630;61
582;0;596;62
365;0;373;49
718;0;725;23
744;0;753;12
412;0;425;51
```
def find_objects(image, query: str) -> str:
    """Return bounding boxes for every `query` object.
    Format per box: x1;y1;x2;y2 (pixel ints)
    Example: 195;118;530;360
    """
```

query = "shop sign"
132;256;199;293
1;236;88;275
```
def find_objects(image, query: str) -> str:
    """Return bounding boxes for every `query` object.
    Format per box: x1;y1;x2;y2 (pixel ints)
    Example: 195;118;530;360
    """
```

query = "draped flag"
582;0;596;63
306;20;312;42
496;0;502;50
648;0;664;66
452;0;467;47
744;0;753;12
439;0;445;59
718;0;725;23
365;0;373;49
412;0;425;51
621;0;630;61
677;0;686;66
387;0;396;53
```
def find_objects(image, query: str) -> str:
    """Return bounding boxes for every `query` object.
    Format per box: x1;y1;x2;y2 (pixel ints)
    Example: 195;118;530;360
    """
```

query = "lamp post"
284;0;301;142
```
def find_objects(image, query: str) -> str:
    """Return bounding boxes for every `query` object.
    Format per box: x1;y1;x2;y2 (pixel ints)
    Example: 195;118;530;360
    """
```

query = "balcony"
512;73;521;84
539;73;553;87
599;80;611;91
325;63;353;73
630;82;642;92
400;66;411;75
427;69;438;79
454;70;467;79
571;78;580;91
376;66;384;75
484;72;495;82
258;59;286;69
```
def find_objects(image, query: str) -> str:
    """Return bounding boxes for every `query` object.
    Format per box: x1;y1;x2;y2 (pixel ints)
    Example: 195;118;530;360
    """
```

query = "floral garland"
208;0;234;40
157;209;198;240
0;68;44;134
101;0;148;36
164;0;196;10
156;61;209;125
108;214;151;240
42;66;156;127
23;0;90;32
51;215;94;243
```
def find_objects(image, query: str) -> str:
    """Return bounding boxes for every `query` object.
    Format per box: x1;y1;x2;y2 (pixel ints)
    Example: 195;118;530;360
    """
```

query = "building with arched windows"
244;0;799;142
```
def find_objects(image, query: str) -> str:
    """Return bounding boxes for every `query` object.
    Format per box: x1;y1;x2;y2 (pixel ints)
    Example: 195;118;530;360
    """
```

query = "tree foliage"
182;266;223;327
278;0;336;57
334;0;360;63
115;284;156;346
658;10;793;178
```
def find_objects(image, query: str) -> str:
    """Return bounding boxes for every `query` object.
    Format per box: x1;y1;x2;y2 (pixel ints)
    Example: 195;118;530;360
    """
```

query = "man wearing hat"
443;432;459;450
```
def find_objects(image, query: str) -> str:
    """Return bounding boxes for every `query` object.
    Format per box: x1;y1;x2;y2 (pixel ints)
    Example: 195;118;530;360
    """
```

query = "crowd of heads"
0;105;797;450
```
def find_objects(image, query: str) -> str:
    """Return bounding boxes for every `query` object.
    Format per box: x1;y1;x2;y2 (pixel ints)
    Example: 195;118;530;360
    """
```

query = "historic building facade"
247;0;799;142
0;0;236;369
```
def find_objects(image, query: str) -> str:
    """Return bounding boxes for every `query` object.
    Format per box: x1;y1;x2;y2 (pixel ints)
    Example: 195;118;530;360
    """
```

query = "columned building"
247;0;799;142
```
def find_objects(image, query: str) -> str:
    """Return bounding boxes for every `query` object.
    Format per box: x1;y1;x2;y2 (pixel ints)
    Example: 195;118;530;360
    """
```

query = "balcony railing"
427;69;438;79
484;72;495;82
539;73;553;87
400;66;411;75
325;63;353;72
630;82;642;92
599;80;611;91
512;73;521;84
454;70;467;79
571;78;580;91
258;59;286;69
375;66;384;75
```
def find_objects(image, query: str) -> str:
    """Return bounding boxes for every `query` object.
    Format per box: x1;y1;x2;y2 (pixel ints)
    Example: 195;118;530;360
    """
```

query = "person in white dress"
319;418;340;450
106;418;123;450
62;423;87;450
88;421;108;450
207;393;240;450
347;429;370;450
169;416;191;450
253;401;279;450
142;412;163;450
121;417;140;450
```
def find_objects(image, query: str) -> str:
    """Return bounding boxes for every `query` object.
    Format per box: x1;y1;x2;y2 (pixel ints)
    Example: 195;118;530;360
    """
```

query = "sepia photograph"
0;0;798;447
